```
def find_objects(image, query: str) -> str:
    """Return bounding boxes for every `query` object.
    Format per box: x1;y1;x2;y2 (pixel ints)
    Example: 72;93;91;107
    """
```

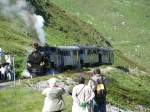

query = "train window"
80;50;85;54
103;50;108;55
68;51;71;56
56;50;59;54
109;50;114;64
85;50;87;55
98;49;102;54
63;51;71;56
93;50;97;54
102;50;109;63
51;48;56;52
73;51;77;55
87;49;97;54
58;50;63;55
87;50;89;54
63;51;66;56
87;50;91;54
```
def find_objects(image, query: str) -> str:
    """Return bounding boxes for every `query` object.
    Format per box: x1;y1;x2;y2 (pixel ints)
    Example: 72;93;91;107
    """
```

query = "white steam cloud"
0;0;46;45
34;15;46;45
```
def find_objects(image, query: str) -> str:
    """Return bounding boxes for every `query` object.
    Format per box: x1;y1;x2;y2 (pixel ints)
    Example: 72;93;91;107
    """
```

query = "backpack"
95;76;106;103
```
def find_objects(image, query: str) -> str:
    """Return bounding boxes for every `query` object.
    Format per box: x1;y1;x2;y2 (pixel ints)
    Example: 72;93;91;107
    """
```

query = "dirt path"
0;81;14;89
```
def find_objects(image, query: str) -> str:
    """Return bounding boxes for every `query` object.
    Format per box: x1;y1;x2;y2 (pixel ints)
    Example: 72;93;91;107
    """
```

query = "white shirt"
72;84;95;112
0;66;6;75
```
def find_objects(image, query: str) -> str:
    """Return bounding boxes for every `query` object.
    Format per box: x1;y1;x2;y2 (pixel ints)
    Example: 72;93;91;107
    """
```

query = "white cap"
47;78;58;87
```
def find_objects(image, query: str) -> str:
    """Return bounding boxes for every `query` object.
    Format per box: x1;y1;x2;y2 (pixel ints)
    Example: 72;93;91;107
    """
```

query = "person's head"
47;78;58;87
78;76;85;84
93;68;101;75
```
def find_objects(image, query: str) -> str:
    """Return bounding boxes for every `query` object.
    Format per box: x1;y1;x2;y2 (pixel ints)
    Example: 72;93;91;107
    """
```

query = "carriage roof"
56;46;80;50
98;47;113;51
77;45;98;49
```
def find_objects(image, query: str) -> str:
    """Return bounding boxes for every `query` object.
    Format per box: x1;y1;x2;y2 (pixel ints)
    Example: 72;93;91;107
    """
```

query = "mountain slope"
51;0;150;71
0;16;32;74
28;0;109;46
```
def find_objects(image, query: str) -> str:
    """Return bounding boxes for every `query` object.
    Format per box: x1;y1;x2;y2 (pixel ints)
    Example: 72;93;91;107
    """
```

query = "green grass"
0;17;32;76
0;86;43;112
0;85;73;112
28;0;107;46
107;70;150;109
114;50;148;72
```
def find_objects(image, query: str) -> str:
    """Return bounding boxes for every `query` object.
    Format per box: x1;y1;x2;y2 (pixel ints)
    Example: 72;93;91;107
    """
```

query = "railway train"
27;43;114;75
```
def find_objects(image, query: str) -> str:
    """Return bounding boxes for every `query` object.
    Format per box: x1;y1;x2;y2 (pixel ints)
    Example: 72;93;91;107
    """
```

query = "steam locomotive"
27;44;114;75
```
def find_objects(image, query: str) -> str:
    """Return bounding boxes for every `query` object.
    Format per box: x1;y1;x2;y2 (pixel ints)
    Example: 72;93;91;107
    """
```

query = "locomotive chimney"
33;43;41;51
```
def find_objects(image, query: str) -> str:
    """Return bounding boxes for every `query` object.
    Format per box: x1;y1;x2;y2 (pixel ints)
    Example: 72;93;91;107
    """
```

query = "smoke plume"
0;0;46;45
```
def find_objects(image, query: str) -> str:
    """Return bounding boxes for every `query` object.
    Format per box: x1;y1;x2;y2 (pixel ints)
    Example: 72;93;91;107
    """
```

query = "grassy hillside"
107;70;150;109
0;16;32;74
51;0;150;71
28;0;109;46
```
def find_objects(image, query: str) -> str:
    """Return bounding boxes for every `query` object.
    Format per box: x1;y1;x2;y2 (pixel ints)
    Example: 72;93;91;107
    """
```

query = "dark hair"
93;68;101;75
78;76;85;84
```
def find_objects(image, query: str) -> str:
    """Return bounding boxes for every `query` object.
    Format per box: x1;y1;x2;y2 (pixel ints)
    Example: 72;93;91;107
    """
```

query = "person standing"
72;76;95;112
89;68;107;112
42;78;65;112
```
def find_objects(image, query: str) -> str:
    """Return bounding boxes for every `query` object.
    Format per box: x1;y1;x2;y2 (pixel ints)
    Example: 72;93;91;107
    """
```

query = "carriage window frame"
73;50;77;55
80;50;85;54
102;50;109;63
63;50;71;56
93;49;97;54
58;50;63;55
87;49;91;54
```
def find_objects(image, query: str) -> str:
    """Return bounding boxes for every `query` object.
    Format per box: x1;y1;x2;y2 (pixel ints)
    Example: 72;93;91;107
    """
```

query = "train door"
79;50;84;67
103;50;110;64
72;50;79;67
92;49;99;65
70;51;74;65
98;50;102;65
60;50;64;67
109;50;114;64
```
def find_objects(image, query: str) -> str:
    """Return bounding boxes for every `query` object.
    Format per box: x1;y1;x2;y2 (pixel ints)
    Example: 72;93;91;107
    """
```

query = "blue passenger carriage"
54;46;80;70
78;46;99;67
27;43;114;75
98;48;114;65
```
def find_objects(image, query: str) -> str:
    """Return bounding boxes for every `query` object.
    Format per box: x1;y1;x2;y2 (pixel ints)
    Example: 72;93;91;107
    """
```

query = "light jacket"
42;87;65;112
